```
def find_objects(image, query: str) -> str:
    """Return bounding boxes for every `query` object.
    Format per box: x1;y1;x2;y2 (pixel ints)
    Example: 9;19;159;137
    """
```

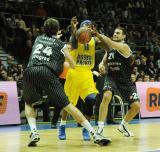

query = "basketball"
76;27;92;44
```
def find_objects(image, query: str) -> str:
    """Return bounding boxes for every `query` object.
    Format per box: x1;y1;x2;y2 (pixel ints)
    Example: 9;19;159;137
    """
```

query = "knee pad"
84;94;96;116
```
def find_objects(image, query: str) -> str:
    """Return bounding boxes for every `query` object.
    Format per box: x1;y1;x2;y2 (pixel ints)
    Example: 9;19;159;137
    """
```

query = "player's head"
113;27;126;42
80;20;93;29
44;18;59;37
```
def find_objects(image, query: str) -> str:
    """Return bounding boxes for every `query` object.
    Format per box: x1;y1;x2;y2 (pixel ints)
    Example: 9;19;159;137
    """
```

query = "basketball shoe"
28;131;40;146
118;124;134;137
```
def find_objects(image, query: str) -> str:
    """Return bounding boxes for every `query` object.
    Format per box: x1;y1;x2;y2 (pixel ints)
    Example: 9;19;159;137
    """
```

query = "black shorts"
103;77;140;105
23;66;70;108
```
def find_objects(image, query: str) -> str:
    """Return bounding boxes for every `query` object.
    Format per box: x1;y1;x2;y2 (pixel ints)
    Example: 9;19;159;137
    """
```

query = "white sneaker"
118;124;134;137
96;127;104;135
93;132;112;146
28;131;40;146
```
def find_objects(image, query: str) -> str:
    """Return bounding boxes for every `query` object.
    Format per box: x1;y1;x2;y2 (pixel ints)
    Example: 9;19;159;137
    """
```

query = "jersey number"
84;44;89;50
33;44;52;56
108;52;114;60
131;93;139;100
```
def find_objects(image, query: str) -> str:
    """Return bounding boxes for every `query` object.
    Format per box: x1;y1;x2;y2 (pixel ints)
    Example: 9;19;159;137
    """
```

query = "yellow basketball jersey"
70;37;95;70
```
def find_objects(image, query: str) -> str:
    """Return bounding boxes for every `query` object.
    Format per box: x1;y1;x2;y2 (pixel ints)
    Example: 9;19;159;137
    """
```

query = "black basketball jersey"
107;48;132;81
27;35;65;75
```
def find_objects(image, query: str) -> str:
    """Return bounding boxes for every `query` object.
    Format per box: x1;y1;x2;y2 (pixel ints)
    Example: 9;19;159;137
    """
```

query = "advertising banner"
136;82;160;118
0;82;21;125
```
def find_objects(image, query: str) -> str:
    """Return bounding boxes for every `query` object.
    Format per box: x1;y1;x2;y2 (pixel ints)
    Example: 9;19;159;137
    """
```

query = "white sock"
60;119;66;126
97;121;104;134
82;120;95;135
121;119;128;125
27;117;37;132
98;121;104;128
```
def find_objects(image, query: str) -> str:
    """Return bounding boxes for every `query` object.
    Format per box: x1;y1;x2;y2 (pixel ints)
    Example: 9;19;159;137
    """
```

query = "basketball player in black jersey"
93;27;140;138
23;18;110;147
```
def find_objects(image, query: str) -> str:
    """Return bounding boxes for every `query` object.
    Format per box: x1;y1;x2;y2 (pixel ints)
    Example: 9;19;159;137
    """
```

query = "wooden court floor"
0;122;160;152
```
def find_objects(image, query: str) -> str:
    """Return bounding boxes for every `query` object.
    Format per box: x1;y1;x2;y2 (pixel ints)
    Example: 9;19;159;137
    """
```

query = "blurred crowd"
0;0;160;98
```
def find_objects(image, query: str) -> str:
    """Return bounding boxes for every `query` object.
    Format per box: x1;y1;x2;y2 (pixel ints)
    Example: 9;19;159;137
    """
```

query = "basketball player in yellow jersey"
65;30;98;108
58;17;111;143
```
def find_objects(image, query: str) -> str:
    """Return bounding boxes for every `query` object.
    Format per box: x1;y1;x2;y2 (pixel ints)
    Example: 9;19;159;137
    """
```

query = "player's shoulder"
123;42;130;47
55;38;65;46
35;34;52;43
51;37;65;49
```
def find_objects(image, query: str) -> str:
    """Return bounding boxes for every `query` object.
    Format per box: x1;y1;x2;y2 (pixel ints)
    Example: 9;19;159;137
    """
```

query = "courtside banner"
136;82;160;118
0;82;20;125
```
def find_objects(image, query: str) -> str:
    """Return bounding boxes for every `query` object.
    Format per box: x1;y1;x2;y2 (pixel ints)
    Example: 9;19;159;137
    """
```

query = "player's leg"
51;107;61;128
44;72;111;145
79;71;99;141
25;103;40;146
97;77;121;137
117;85;140;137
57;78;67;131
23;67;42;146
118;101;140;137
58;68;81;140
64;103;111;145
82;93;96;141
97;90;112;135
123;101;140;122
58;109;68;140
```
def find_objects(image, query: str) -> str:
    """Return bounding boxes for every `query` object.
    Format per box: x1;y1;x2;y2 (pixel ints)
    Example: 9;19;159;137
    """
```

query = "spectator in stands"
14;21;27;61
148;62;158;78
147;55;156;66
79;2;88;19
157;76;160;82
9;63;18;75
137;76;143;82
16;14;27;31
131;74;136;83
17;64;23;74
6;55;15;70
6;14;17;29
35;3;47;18
139;70;145;79
133;59;141;68
132;66;139;79
143;74;150;82
150;77;155;82
156;59;160;73
0;13;7;48
0;70;8;80
31;25;40;40
139;57;148;74
7;75;14;81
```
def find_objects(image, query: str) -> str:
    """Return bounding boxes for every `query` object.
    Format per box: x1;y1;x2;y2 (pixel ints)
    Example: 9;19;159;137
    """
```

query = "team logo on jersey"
146;88;160;112
0;92;8;114
76;55;92;65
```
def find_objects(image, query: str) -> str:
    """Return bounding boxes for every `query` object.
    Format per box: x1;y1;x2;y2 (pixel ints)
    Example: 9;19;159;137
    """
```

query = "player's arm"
100;51;108;65
99;34;131;57
94;37;109;52
94;31;132;58
62;44;76;69
70;17;79;49
71;16;78;37
99;51;108;74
